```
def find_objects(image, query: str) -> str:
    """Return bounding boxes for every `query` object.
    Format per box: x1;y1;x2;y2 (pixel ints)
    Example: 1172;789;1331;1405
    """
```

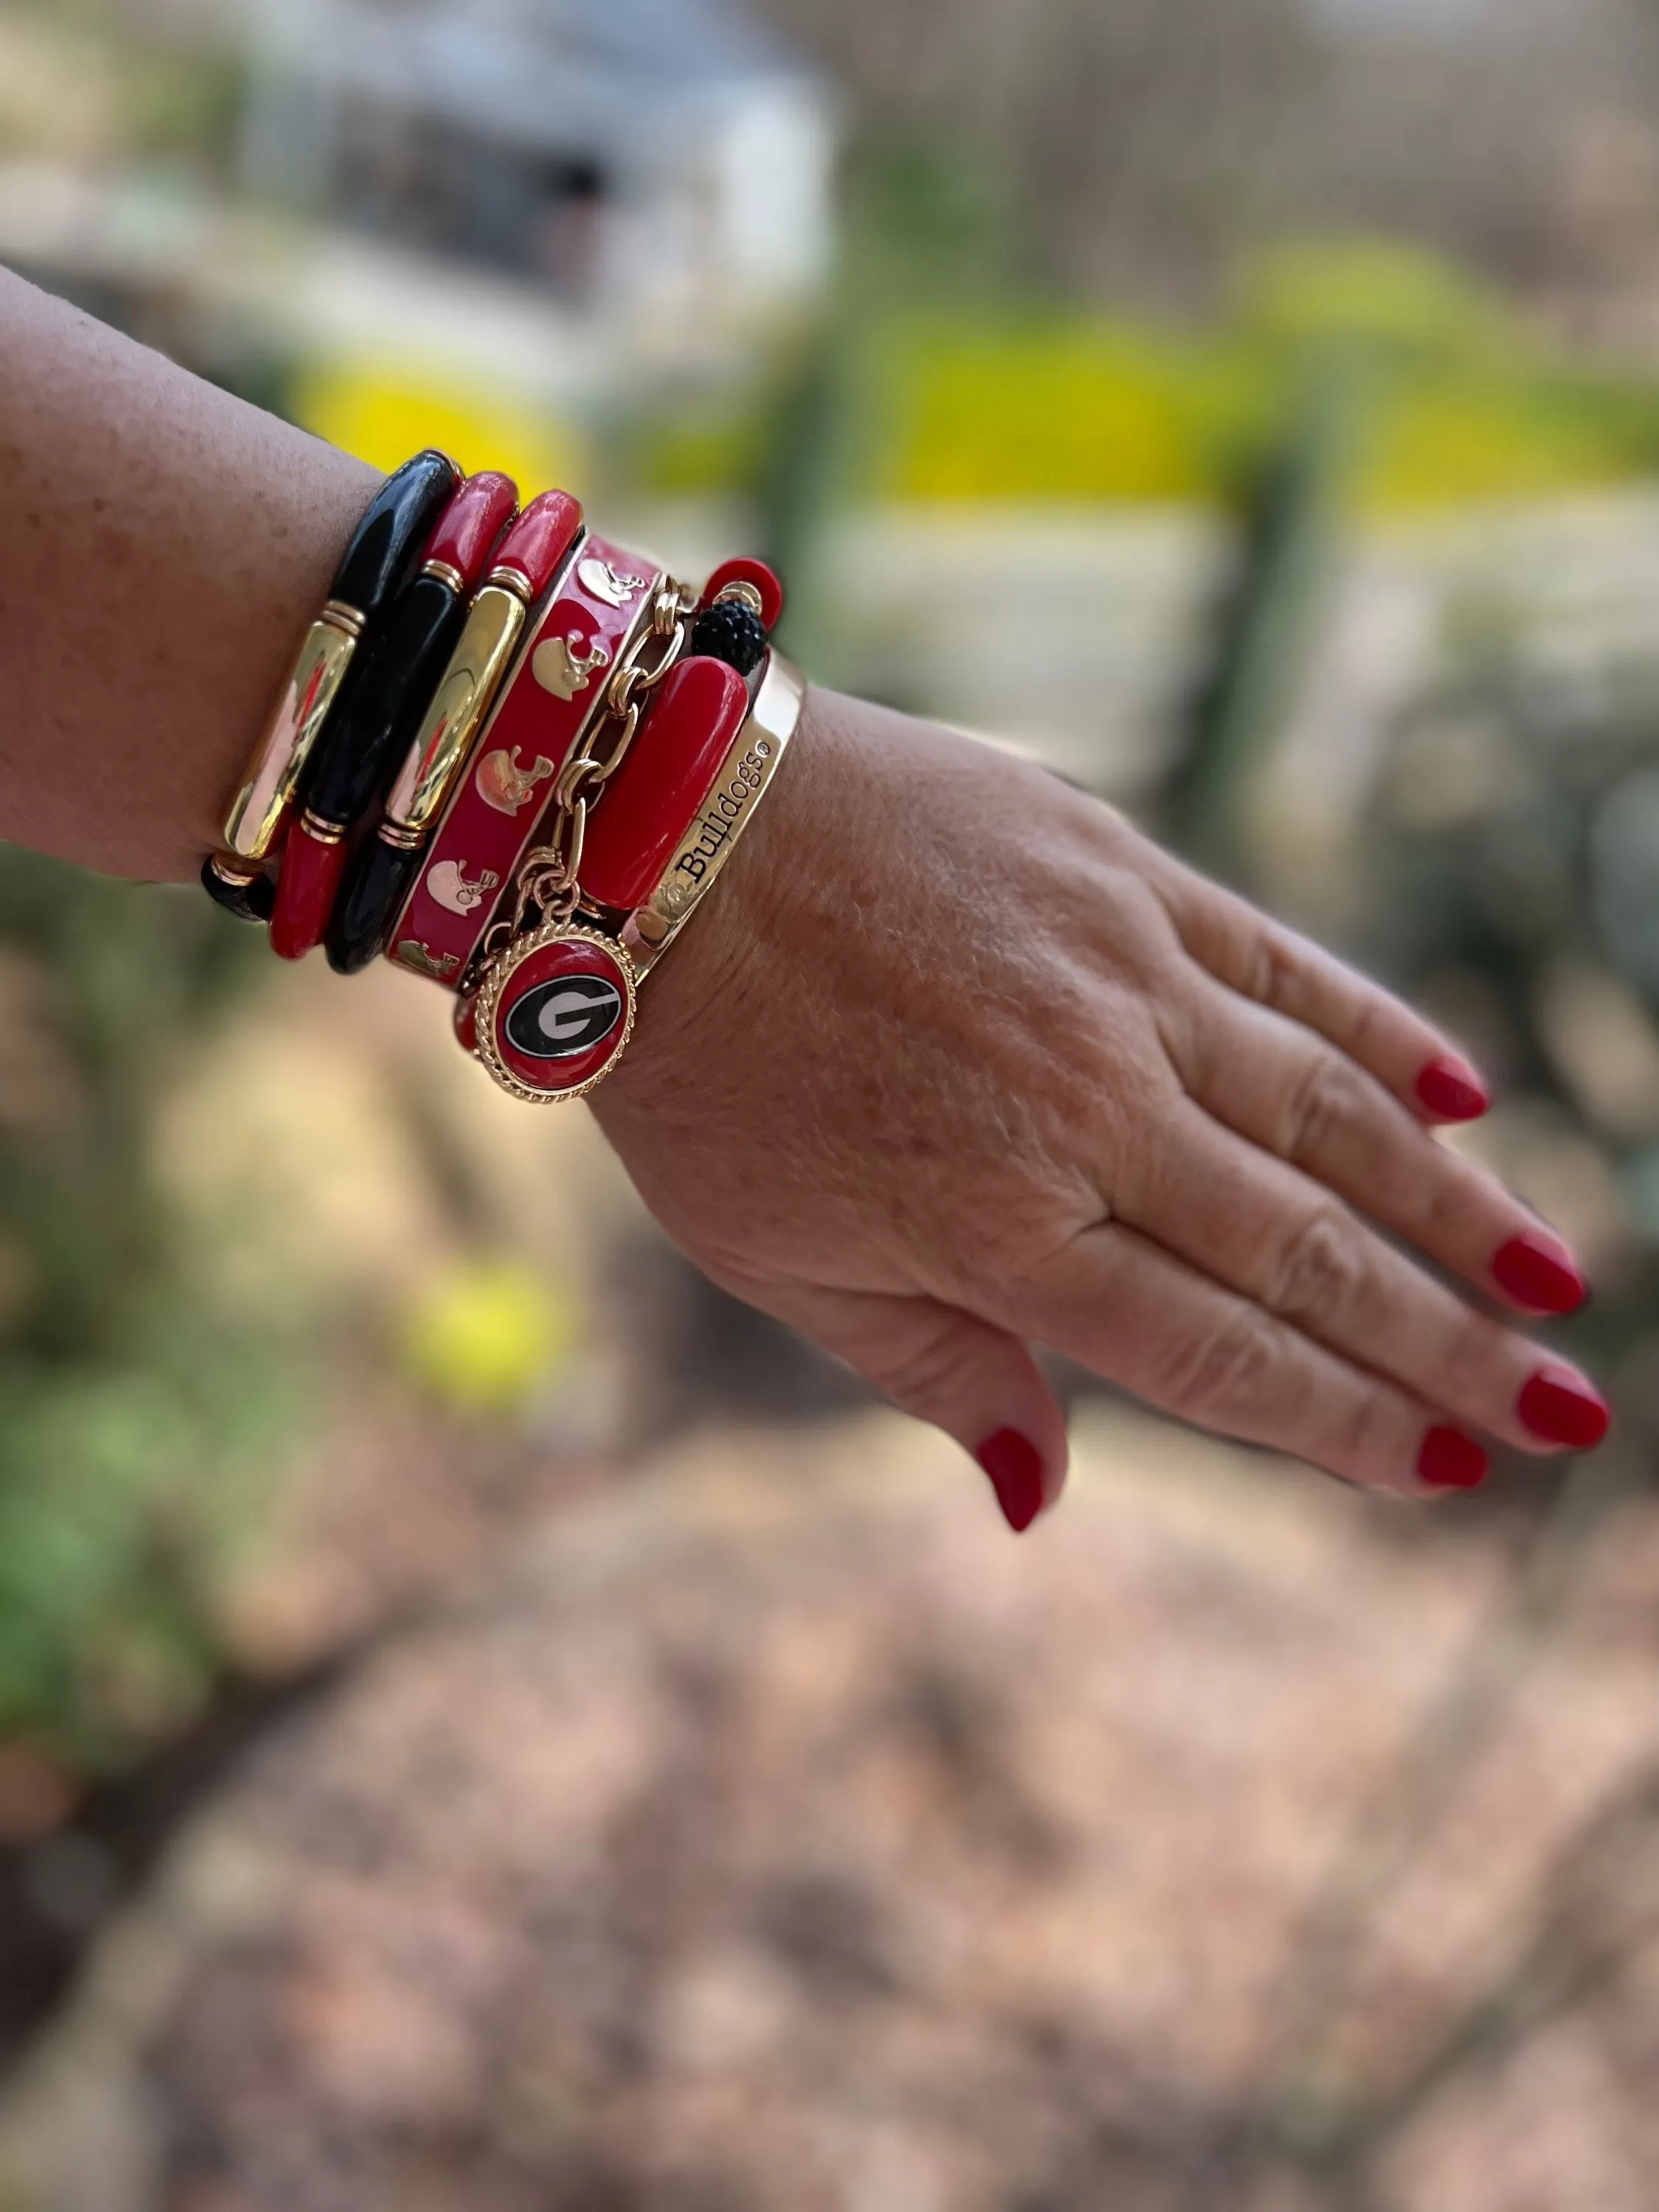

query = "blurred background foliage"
0;861;295;1773
2;0;1658;1799
9;0;1659;2197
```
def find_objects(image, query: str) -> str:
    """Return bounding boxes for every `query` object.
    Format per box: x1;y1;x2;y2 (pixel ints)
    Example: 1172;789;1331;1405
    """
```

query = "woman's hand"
596;689;1609;1530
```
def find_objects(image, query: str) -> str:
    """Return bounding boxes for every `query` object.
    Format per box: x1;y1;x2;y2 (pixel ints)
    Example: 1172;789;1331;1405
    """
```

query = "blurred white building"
240;0;838;330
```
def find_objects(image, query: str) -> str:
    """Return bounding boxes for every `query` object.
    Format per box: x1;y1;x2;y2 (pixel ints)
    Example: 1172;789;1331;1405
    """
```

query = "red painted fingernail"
1418;1426;1489;1491
975;1430;1046;1534
1492;1231;1587;1315
1518;1364;1611;1452
1415;1054;1490;1124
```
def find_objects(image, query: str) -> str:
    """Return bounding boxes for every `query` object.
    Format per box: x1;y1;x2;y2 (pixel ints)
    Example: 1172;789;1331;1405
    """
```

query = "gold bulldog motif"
395;939;461;981
476;746;556;816
426;859;501;916
532;632;611;700
577;557;648;609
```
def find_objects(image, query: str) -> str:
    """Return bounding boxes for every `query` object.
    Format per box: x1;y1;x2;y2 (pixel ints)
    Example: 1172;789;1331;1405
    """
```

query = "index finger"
1150;866;1490;1127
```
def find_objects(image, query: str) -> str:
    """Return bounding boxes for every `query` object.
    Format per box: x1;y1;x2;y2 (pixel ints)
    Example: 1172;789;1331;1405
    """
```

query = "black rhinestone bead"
200;856;276;925
690;600;768;678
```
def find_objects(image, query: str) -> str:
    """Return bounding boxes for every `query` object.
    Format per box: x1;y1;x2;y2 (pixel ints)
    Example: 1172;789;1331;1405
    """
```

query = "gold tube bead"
223;605;363;860
383;584;529;835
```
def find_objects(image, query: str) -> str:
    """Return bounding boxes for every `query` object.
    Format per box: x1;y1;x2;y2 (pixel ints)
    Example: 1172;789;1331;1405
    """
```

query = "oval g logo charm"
474;923;636;1103
504;973;624;1062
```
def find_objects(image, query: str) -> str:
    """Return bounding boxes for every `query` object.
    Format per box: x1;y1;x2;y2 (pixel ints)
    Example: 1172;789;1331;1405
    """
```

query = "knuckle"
954;1181;1104;1296
1344;991;1390;1062
1416;1156;1497;1248
1266;1206;1369;1329
1434;1303;1508;1408
1277;1053;1363;1164
1245;929;1304;1011
1152;1307;1286;1426
861;1317;981;1416
1327;1384;1397;1481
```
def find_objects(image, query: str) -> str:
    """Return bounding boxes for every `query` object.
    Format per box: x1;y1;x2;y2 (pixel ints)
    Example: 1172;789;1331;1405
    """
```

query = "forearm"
0;264;378;881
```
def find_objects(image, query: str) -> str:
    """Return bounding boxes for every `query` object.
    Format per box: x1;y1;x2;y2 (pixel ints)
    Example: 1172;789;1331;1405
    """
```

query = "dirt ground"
1;1406;1658;2212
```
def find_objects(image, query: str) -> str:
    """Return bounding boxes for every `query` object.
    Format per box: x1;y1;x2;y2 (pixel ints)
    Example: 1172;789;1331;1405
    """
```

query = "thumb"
731;1276;1069;1534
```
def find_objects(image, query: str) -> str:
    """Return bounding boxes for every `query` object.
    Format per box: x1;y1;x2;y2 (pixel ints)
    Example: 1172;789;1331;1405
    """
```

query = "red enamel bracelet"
388;539;671;990
622;650;804;976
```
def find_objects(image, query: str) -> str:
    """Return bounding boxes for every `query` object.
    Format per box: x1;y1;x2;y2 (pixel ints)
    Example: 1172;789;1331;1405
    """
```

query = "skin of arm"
0;266;1610;1525
0;266;378;880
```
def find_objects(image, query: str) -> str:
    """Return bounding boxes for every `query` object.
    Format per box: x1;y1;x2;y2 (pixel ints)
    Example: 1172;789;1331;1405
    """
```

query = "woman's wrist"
592;681;847;1124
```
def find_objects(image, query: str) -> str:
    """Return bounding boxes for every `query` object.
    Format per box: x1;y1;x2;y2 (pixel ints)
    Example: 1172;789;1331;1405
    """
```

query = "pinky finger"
999;1221;1489;1500
1153;866;1489;1125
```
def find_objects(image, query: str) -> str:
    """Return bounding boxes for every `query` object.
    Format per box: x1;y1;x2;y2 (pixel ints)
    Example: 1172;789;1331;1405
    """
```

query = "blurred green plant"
0;852;299;1776
864;243;1659;515
639;228;1659;522
0;0;246;173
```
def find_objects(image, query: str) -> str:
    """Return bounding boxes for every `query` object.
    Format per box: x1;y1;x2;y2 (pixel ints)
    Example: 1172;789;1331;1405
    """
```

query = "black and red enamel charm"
472;922;637;1103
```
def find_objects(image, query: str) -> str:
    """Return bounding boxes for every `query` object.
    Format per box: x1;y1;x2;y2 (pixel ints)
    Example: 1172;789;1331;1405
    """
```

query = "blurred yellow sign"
294;361;585;495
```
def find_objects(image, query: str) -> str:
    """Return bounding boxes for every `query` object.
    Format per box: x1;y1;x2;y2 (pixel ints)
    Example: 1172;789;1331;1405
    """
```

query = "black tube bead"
327;835;422;975
303;573;470;828
201;856;276;925
334;450;459;621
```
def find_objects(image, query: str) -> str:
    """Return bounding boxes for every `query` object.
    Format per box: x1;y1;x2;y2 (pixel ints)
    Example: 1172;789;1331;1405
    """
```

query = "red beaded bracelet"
575;655;752;916
700;556;785;630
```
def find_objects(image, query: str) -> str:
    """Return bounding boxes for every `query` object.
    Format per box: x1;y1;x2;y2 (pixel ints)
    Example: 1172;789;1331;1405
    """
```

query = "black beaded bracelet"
202;447;462;925
268;473;520;959
690;597;769;676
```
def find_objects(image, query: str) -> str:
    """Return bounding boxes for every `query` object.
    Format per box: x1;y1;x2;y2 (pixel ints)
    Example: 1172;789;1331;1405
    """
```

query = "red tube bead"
270;816;350;961
490;490;585;601
700;557;783;630
580;656;751;914
424;471;519;586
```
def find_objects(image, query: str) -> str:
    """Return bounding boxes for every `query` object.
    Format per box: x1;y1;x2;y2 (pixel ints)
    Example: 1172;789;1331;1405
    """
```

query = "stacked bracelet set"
204;451;802;1104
